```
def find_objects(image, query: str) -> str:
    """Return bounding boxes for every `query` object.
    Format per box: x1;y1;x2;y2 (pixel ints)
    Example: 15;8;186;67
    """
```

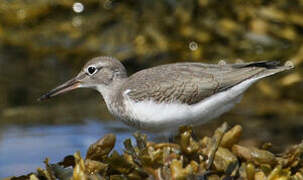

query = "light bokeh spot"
189;41;198;51
73;2;84;13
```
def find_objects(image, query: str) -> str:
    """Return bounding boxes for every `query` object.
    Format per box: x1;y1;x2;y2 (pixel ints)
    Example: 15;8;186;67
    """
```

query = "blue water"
0;120;134;178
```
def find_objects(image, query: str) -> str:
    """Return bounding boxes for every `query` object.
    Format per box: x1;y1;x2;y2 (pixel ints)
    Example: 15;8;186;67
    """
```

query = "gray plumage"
39;56;294;131
118;61;291;105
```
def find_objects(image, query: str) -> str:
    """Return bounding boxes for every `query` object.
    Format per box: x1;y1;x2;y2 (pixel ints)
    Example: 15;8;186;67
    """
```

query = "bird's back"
121;61;293;105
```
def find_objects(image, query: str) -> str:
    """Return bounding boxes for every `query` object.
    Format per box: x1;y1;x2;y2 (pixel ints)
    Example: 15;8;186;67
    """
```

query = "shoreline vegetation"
5;123;303;180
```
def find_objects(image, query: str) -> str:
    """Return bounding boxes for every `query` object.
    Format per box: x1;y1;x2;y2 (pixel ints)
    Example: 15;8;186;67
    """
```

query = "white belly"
122;78;258;131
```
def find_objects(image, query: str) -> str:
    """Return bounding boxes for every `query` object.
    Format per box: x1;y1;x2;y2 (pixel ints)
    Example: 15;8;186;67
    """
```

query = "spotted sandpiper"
39;56;293;131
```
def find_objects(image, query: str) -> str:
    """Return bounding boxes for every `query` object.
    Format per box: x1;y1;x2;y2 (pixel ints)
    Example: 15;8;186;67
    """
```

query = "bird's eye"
87;66;97;75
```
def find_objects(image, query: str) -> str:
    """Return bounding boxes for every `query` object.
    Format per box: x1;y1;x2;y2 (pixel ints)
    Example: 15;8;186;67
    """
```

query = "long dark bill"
38;77;81;101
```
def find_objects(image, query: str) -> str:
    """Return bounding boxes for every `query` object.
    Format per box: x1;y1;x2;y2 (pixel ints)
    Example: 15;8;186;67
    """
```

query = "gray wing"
122;61;291;105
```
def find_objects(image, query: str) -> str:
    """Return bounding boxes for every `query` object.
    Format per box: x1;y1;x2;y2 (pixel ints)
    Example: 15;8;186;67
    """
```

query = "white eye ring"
87;66;97;75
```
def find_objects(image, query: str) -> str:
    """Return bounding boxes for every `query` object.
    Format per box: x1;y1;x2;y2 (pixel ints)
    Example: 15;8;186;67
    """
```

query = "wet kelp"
1;0;303;62
5;123;303;179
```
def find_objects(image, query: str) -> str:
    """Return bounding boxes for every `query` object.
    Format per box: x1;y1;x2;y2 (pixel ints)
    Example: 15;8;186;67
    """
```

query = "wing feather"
121;61;286;105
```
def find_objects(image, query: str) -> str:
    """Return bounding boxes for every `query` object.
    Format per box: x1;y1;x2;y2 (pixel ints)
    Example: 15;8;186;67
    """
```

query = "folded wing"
123;61;292;105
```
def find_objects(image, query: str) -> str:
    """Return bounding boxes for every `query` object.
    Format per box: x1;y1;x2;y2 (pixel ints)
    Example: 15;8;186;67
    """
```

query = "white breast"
122;78;258;131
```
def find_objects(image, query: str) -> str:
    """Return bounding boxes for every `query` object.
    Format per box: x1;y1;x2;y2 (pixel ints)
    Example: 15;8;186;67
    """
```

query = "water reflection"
0;120;132;178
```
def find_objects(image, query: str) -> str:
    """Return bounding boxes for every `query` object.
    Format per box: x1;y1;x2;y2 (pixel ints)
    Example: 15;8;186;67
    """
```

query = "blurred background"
0;0;303;177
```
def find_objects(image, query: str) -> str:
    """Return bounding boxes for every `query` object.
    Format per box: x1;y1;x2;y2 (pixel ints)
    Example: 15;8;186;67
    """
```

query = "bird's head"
38;56;127;101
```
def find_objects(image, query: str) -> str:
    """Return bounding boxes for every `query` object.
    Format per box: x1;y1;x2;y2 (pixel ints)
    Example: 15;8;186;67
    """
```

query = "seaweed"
5;123;303;179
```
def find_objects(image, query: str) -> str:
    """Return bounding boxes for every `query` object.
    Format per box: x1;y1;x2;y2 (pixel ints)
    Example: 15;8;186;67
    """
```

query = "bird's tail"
236;60;295;79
